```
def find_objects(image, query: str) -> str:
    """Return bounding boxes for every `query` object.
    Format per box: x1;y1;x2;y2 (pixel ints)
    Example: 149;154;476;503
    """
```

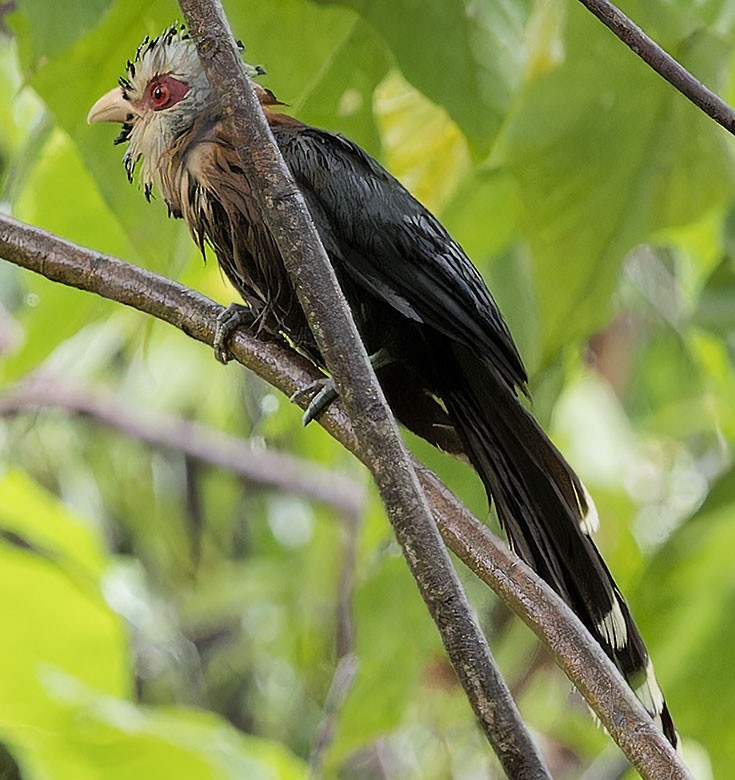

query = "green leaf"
21;0;189;267
8;0;113;68
0;470;109;575
0;471;307;779
323;0;530;151
0;471;130;730
296;20;391;154
18;676;307;780
503;2;733;365
327;554;441;766
441;172;536;366
2;128;131;382
635;465;735;776
374;71;472;214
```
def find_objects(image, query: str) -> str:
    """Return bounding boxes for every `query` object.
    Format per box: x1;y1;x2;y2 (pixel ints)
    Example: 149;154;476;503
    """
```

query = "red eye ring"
145;76;189;111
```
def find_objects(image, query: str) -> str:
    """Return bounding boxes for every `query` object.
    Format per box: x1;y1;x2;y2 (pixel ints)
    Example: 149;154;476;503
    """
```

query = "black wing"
276;124;527;391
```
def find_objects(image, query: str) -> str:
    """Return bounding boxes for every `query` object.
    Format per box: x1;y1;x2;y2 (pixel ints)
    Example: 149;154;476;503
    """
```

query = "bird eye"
146;76;189;111
151;83;169;107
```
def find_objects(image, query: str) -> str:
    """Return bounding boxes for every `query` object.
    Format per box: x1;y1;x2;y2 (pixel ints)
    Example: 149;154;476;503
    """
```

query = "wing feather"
275;124;527;390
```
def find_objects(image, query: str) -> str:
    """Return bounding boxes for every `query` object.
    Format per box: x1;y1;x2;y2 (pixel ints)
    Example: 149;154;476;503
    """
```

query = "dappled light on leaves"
1;0;735;776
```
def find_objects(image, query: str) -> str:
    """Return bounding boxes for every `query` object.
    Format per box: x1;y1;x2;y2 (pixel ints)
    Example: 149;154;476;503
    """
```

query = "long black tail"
443;343;678;747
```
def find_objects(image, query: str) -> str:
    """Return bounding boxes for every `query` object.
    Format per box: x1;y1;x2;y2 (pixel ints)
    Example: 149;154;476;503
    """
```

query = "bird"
88;23;677;748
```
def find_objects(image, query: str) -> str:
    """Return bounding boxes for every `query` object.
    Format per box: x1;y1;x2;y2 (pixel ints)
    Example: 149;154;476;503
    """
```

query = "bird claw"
289;349;394;425
290;377;338;425
213;303;256;364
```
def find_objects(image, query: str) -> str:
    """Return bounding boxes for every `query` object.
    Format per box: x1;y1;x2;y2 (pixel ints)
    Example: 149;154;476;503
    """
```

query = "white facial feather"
120;26;262;195
121;31;211;191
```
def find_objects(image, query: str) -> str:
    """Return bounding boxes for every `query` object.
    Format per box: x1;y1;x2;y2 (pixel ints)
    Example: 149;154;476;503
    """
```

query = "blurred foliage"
0;0;734;777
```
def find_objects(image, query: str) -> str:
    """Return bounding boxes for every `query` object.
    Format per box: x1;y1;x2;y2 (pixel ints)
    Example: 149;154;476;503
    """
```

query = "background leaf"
2;0;735;776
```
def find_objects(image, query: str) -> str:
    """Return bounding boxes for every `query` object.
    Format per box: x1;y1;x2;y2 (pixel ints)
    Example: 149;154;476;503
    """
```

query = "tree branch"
0;2;16;36
176;1;551;777
0;377;365;517
0;216;691;779
577;0;735;135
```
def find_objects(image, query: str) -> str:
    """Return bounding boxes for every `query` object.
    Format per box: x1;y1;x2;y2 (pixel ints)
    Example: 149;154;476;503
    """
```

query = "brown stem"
309;500;361;776
0;214;691;779
578;0;735;135
0;377;365;516
177;2;551;777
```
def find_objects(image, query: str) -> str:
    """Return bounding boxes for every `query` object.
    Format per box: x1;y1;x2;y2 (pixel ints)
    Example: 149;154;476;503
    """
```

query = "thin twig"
0;2;16;36
578;748;630;780
0;302;21;355
0;378;365;516
308;654;359;780
578;0;735;135
335;512;360;658
177;2;551;777
0;215;691;779
309;502;361;777
183;453;205;566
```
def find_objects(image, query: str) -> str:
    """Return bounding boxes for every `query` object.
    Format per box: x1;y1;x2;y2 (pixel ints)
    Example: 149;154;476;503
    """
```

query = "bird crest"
89;24;277;200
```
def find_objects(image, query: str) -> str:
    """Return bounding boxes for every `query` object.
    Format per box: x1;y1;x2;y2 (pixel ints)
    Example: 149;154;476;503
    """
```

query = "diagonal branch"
577;0;735;135
0;378;365;517
0;216;691;779
177;1;550;777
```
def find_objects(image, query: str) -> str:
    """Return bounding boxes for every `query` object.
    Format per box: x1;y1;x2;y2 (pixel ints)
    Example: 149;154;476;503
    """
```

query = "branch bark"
0;215;690;779
577;0;735;135
0;378;365;517
176;2;550;777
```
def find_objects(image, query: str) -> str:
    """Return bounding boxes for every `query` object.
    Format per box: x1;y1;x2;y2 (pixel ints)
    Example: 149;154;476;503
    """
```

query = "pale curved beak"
87;87;138;125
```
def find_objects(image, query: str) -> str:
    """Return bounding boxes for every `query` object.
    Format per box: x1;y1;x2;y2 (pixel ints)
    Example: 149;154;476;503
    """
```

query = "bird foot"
213;303;256;364
289;350;394;425
290;377;338;425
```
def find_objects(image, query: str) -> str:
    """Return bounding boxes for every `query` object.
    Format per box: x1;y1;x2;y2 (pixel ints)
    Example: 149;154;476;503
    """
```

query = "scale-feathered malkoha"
89;24;677;746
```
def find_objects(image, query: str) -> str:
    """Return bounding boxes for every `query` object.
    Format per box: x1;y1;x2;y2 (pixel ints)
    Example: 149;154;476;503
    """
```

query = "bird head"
88;24;265;196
